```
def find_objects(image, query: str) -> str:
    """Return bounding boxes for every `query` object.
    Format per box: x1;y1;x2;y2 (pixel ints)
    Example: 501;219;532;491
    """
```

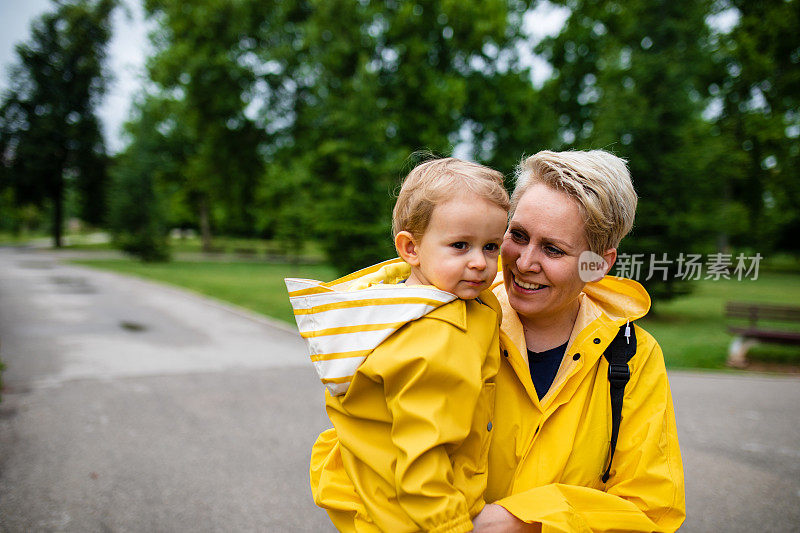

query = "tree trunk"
717;181;731;253
199;196;213;253
53;172;64;248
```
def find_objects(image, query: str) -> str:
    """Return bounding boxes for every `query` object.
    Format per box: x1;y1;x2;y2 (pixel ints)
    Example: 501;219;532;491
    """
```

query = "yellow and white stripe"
285;261;455;396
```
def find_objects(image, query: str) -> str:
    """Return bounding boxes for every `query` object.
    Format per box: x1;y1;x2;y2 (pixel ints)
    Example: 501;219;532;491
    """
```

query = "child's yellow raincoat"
286;258;502;533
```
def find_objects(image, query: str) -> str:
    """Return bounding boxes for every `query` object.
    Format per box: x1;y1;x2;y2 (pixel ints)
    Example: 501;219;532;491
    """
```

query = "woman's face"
501;182;590;326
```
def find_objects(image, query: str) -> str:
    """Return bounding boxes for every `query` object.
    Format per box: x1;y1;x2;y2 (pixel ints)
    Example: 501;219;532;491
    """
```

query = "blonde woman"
472;150;684;531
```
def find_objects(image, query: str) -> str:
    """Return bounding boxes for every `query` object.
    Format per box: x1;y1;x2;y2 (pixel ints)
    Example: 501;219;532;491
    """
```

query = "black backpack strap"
602;320;637;483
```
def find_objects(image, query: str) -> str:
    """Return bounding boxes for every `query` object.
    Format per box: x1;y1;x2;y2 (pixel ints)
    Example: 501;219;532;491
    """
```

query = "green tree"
537;0;721;302
107;155;170;262
256;0;534;274
0;0;116;246
107;96;181;261
463;69;560;176
141;0;266;251
712;0;800;253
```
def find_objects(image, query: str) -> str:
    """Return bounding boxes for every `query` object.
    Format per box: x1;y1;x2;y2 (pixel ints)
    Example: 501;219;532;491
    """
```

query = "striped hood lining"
285;258;455;396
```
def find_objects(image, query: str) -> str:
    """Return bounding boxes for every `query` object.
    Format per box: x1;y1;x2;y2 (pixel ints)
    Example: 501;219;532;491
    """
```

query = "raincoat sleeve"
377;317;486;533
493;334;685;533
309;428;375;532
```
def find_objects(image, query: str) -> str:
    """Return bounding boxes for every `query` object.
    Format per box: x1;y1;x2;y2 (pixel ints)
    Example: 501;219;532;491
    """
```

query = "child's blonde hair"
392;157;509;238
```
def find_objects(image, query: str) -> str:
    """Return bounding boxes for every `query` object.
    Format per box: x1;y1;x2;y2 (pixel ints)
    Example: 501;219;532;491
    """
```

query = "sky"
0;0;571;155
0;0;150;153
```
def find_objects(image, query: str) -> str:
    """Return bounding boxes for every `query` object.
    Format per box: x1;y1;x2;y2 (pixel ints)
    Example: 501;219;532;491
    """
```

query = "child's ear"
395;231;421;267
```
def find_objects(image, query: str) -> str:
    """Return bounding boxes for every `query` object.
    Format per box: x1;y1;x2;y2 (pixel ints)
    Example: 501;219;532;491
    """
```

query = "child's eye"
450;242;467;250
484;243;500;253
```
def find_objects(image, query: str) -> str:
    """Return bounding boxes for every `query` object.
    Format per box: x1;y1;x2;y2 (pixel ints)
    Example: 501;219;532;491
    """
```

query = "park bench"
725;302;800;367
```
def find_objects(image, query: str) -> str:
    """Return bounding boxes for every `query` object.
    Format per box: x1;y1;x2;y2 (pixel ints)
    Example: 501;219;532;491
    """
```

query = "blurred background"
1;0;798;364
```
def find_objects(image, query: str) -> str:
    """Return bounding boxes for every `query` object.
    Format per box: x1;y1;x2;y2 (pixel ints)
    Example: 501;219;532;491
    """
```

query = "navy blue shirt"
527;341;568;400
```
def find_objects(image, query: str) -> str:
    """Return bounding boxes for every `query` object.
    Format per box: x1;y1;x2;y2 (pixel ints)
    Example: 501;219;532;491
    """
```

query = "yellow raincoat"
309;260;686;532
288;259;502;532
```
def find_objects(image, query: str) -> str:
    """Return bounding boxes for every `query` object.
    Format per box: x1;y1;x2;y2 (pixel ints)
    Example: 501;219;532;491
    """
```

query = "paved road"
0;248;333;532
0;247;798;532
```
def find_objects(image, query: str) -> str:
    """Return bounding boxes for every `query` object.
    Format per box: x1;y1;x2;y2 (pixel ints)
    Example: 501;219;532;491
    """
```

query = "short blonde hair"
512;150;637;254
392;157;510;238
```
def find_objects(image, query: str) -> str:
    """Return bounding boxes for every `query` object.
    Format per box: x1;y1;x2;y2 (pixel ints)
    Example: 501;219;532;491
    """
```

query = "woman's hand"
472;504;541;532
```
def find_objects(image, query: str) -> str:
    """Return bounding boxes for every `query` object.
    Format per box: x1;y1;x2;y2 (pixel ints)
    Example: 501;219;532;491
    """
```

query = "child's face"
408;192;508;299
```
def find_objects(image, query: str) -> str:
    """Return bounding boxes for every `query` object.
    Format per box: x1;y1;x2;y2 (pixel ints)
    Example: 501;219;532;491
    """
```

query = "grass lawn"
57;233;328;261
73;257;799;370
0;231;328;262
639;271;800;369
73;259;337;325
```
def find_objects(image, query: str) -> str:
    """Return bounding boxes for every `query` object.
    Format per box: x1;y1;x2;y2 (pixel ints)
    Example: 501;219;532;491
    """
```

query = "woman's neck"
520;300;581;353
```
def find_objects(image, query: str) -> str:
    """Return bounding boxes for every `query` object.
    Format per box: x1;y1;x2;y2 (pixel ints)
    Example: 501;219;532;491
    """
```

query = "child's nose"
469;251;487;269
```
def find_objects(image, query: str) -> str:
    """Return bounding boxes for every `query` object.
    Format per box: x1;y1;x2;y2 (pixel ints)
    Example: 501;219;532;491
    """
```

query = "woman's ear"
602;248;617;276
579;248;617;282
395;231;421;267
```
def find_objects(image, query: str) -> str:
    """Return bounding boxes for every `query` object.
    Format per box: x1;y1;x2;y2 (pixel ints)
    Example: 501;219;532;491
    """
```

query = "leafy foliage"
252;0;535;273
119;0;267;252
711;0;800;252
0;0;116;246
107;98;172;261
3;0;798;304
535;0;728;301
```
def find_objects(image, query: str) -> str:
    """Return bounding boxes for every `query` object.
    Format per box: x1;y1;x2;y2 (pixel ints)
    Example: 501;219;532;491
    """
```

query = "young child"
285;158;509;532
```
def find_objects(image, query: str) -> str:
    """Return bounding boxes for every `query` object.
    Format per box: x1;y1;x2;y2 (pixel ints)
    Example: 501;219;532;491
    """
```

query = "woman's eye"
509;230;527;243
545;245;565;256
451;242;467;250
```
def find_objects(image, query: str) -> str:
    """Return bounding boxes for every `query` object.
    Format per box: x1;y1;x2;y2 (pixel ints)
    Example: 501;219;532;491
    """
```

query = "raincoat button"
487;421;493;431
573;353;581;360
593;337;601;344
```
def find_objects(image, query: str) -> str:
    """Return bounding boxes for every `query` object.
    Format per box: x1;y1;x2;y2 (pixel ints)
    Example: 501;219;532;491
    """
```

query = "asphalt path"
0;247;798;532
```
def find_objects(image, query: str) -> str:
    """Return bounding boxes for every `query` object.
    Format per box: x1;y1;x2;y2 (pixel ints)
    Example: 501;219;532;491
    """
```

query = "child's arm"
378;315;491;533
310;428;373;532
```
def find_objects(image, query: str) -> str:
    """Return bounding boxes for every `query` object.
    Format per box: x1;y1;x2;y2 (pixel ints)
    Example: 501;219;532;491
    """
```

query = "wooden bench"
725;302;800;367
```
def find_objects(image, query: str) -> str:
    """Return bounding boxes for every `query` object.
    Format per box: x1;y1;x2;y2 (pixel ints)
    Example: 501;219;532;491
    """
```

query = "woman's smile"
512;275;544;291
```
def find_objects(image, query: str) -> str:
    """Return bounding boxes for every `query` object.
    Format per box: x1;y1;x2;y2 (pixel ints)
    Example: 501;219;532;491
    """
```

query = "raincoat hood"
581;275;651;323
285;258;457;396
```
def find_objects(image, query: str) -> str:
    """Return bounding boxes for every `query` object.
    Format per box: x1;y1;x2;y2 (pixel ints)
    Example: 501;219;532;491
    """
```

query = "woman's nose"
516;246;541;273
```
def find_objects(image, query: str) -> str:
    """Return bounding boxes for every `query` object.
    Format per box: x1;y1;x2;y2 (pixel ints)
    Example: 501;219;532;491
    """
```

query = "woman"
310;150;685;532
471;150;684;531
